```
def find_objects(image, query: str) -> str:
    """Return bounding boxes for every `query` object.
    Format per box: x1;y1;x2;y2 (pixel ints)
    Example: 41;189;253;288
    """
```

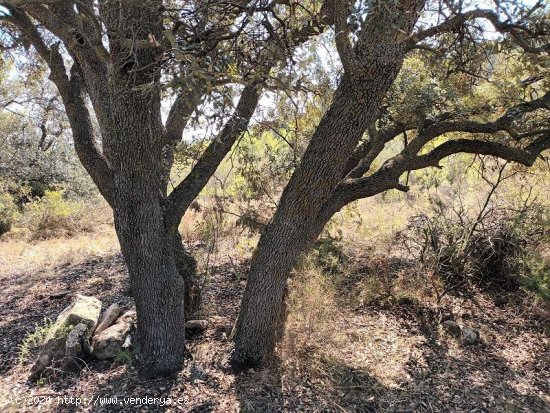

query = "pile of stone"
28;295;134;381
28;294;208;381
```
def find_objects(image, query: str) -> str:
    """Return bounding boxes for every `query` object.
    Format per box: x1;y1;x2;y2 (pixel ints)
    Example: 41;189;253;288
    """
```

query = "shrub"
0;191;18;236
397;206;548;300
285;262;339;354
311;235;348;273
20;190;95;239
18;319;53;365
520;249;550;300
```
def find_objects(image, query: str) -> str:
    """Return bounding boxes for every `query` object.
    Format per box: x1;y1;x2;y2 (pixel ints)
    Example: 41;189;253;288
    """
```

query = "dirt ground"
0;240;549;413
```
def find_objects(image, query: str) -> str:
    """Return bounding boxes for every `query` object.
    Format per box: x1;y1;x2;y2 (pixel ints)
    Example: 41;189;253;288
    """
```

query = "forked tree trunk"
99;1;195;377
111;137;188;377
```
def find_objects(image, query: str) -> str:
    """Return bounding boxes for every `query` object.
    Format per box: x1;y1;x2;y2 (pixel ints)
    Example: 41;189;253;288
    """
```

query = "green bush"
311;235;348;273
520;250;550;300
398;206;549;300
18;319;53;365
0;191;18;235
21;190;93;239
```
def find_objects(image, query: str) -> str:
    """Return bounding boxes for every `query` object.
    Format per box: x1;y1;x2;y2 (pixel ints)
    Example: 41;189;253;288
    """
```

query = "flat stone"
94;303;121;335
185;320;208;331
442;320;462;338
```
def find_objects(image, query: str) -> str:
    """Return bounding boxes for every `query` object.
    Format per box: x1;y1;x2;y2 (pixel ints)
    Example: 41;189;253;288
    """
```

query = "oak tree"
231;0;549;368
0;0;334;377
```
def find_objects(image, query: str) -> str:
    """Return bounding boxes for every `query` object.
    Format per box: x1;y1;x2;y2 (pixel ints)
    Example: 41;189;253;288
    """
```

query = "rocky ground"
0;246;549;412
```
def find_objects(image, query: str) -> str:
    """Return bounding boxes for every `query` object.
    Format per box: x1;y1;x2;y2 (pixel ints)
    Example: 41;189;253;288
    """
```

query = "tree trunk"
113;181;186;378
231;76;383;368
231;10;420;365
172;232;201;317
230;213;329;369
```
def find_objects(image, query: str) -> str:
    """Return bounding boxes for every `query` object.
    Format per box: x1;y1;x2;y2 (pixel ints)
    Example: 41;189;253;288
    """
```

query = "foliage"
397;170;549;300
17;318;53;366
0;182;19;235
114;349;134;368
19;190;95;240
311;235;348;274
285;261;339;353
520;249;550;300
0;64;98;201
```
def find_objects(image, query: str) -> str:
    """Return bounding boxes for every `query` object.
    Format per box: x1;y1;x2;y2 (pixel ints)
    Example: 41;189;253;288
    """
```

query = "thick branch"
22;3;112;139
407;8;550;54
5;7;114;204
163;85;205;146
405;91;550;155
165;83;262;232
333;0;356;73
414;134;550;170
344;123;412;179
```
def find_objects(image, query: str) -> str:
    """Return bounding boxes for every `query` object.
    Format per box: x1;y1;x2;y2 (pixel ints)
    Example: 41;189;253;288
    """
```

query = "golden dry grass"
0;224;119;278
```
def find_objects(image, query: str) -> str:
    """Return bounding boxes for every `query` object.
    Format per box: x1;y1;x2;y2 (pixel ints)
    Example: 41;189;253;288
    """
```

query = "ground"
0;228;548;413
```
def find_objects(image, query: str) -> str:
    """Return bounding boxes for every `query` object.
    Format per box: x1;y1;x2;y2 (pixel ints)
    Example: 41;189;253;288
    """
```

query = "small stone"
63;323;91;373
122;334;132;349
49;290;71;299
185;320;208;331
462;326;480;345
94;303;121;335
442;320;462;337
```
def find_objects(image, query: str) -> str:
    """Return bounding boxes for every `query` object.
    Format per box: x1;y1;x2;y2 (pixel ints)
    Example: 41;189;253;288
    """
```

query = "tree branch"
407;8;550;54
164;83;262;232
404;91;550;155
4;6;114;204
20;2;113;139
163;85;205;146
414;134;550;170
333;0;356;73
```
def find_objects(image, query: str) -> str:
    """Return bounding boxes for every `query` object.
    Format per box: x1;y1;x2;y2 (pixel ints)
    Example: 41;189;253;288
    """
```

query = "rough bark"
232;75;408;369
231;0;424;369
172;231;200;318
99;0;187;377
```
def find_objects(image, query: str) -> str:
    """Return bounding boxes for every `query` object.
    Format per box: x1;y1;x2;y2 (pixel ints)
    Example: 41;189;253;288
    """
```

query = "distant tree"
0;0;335;377
231;0;549;368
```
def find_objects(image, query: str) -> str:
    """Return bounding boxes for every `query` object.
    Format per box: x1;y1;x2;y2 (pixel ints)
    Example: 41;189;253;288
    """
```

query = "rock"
29;295;101;381
92;320;133;360
185;320;208;331
118;309;136;324
94;303;121;335
462;327;480;345
49;290;71;299
122;334;132;349
442;320;462;338
63;323;91;373
48;294;102;338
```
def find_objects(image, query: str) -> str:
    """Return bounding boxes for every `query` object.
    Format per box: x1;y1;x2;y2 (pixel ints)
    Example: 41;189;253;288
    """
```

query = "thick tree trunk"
99;1;191;377
113;179;187;378
231;0;423;364
230;211;330;368
231;76;389;368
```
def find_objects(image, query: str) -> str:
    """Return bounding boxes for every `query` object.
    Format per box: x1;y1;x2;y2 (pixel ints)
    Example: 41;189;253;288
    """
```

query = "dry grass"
281;259;428;393
0;167;548;412
0;224;119;279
